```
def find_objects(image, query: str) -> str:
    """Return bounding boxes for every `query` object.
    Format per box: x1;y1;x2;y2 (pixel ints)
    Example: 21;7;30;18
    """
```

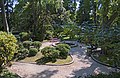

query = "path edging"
91;53;120;70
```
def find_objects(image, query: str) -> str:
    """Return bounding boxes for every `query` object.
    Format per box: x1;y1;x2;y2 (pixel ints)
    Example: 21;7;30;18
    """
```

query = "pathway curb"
91;53;120;70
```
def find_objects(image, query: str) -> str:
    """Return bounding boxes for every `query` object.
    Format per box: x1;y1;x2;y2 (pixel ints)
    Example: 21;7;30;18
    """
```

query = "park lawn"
20;52;72;65
20;52;43;63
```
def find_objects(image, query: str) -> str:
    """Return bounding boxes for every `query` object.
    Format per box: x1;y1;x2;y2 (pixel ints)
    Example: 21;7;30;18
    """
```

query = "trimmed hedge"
28;48;38;57
17;48;29;60
41;47;59;62
32;41;42;50
23;41;32;49
56;44;70;59
19;32;30;41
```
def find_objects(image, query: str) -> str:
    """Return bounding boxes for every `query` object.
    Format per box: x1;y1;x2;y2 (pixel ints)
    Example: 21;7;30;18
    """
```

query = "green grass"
20;52;72;65
20;52;43;63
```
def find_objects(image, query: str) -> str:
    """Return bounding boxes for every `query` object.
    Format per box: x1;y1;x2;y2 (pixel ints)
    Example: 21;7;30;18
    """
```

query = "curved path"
8;42;115;78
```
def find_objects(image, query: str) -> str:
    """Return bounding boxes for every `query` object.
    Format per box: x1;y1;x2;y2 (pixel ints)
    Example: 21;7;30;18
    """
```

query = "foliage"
19;32;30;41
56;44;70;59
86;72;120;78
45;25;54;40
23;41;32;49
17;48;29;60
0;31;17;69
28;48;38;57
32;41;42;50
0;69;20;78
41;47;59;62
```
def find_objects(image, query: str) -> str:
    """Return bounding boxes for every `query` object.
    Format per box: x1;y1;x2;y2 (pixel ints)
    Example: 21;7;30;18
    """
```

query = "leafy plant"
23;41;32;49
19;32;30;41
17;48;29;60
56;44;70;59
28;48;38;57
41;47;59;62
0;31;18;71
0;69;20;78
32;41;42;50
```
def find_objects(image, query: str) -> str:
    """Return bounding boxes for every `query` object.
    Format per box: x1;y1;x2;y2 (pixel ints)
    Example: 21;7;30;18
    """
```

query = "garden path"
8;41;115;78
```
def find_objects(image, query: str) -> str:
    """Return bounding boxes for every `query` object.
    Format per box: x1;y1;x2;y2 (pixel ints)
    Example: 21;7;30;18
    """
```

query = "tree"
0;0;9;33
76;0;90;25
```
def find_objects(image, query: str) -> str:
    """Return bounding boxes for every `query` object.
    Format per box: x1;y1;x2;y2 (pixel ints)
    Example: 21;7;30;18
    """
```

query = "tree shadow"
68;44;114;78
35;57;51;65
68;61;114;78
30;70;58;78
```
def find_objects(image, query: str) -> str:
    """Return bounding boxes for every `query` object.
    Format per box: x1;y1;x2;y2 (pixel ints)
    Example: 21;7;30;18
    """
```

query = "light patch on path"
8;42;115;78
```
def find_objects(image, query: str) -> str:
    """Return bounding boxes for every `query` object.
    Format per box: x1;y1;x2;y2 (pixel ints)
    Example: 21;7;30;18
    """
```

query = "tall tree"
0;0;9;33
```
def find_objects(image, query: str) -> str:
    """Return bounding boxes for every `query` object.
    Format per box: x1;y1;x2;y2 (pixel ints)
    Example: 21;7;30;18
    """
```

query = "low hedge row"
23;41;41;50
16;41;41;60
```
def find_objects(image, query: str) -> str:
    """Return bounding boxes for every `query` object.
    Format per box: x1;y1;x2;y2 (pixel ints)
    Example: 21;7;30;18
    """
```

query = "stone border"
91;53;120;70
17;54;74;66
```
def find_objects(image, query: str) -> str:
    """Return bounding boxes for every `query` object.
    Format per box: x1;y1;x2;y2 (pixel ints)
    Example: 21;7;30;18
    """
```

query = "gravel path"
8;42;115;78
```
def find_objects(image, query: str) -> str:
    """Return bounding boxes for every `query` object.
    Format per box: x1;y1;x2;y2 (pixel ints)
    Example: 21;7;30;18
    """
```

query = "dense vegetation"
0;0;119;77
0;31;18;72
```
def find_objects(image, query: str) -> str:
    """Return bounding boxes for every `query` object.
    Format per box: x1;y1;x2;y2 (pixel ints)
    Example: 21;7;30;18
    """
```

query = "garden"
0;0;120;78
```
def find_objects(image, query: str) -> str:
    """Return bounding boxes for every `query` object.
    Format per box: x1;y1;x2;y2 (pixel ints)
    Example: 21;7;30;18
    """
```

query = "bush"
0;31;18;69
19;32;30;41
32;41;42;50
0;69;21;78
28;48;38;57
18;42;24;50
16;48;29;60
23;41;32;49
56;44;70;59
45;31;53;40
86;72;120;78
41;47;59;62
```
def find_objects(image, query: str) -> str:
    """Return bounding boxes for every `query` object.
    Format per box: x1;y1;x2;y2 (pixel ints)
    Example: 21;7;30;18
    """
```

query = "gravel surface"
8;42;115;78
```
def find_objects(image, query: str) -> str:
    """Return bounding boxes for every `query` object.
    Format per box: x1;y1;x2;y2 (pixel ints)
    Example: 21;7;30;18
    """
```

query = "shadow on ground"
68;45;114;78
68;59;114;78
30;70;58;78
35;57;52;65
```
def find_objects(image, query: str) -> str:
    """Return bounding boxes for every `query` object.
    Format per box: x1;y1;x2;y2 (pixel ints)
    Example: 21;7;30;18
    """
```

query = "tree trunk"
0;0;9;33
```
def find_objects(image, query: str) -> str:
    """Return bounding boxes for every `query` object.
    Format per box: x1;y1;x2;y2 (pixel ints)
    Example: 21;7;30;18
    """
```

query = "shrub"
23;41;32;49
56;44;70;59
85;72;120;78
32;41;42;50
16;48;29;60
28;48;38;57
18;42;24;50
0;31;18;69
0;69;21;78
41;47;59;62
45;31;53;40
19;32;30;41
